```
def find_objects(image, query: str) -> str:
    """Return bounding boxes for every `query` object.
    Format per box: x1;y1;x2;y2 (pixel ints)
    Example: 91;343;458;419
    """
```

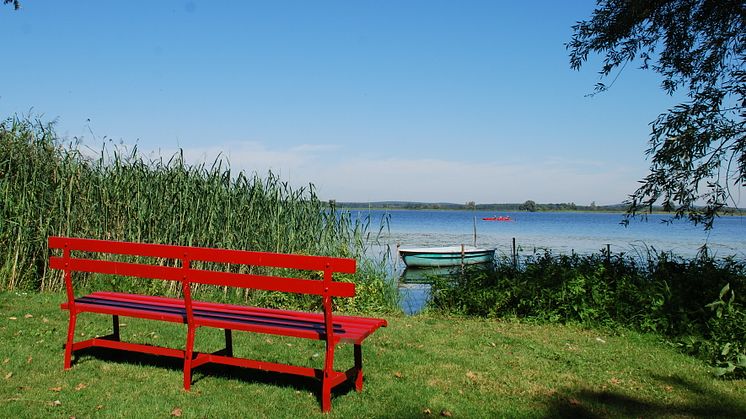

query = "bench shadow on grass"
70;346;357;406
540;373;746;418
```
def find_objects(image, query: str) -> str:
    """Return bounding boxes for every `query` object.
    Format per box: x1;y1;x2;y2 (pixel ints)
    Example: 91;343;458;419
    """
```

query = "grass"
2;292;745;418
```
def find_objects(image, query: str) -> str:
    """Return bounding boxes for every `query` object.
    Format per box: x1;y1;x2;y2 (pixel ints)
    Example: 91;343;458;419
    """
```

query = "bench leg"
112;315;120;341
183;326;196;391
321;338;336;412
354;344;363;392
224;329;233;357
322;377;332;413
64;312;77;370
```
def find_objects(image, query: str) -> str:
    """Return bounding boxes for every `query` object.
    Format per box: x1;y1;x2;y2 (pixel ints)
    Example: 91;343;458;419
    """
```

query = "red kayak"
482;216;512;221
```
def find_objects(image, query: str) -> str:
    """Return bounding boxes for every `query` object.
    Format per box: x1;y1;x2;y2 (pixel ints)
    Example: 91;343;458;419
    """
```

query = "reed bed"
0;116;396;311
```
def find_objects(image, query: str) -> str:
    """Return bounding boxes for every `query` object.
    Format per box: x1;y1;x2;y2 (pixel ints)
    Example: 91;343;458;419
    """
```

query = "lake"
355;209;746;260
349;209;746;314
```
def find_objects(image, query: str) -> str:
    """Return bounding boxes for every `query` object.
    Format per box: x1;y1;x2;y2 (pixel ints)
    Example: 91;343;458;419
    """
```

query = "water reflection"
398;265;493;314
398;266;454;314
398;281;430;315
400;266;460;283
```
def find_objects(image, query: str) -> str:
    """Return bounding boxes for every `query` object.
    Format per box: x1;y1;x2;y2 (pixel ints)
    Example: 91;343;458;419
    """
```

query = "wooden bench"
49;236;387;412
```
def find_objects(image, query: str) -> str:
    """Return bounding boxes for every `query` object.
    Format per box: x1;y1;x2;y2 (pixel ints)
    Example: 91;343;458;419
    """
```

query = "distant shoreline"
335;201;744;216
336;201;625;212
343;207;627;214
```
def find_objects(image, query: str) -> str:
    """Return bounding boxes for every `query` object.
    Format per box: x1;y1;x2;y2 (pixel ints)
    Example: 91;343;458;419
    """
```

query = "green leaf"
714;363;736;377
718;283;730;300
721;343;731;356
736;354;746;368
704;301;720;310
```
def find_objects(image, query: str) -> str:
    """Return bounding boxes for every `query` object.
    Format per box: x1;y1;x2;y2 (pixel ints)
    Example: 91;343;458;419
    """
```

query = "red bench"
49;236;387;412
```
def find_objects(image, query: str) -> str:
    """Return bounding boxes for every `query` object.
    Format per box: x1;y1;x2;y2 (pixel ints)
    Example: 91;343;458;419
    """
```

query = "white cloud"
141;141;337;177
112;140;648;205
309;157;643;205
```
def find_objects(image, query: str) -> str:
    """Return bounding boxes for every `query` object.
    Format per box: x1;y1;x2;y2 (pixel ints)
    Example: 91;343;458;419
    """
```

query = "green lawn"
1;292;744;418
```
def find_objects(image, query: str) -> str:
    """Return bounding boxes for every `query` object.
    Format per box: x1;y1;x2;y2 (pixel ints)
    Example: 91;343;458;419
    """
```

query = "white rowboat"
398;245;495;268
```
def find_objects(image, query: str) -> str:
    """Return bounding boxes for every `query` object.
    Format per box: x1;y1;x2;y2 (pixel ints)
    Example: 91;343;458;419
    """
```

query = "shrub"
430;250;746;377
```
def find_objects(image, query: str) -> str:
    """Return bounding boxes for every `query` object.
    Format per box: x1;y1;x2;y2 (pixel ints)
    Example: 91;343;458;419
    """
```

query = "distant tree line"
338;200;743;214
339;200;620;212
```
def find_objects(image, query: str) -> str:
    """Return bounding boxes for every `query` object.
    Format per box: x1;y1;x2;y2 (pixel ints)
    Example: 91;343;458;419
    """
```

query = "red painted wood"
61;300;187;323
64;313;76;370
62;247;75;312
184;325;195;390
181;255;196;391
50;257;355;297
50;257;182;281
190;353;211;369
68;337;344;385
90;293;387;339
48;236;356;272
187;269;355;297
49;235;385;412
61;292;386;343
89;292;372;327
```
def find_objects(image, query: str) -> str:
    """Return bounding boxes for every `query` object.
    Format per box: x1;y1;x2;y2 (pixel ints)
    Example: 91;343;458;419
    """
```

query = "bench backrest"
48;236;356;296
49;236;357;342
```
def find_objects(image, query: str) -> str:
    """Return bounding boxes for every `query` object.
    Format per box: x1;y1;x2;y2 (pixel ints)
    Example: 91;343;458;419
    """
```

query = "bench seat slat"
90;292;386;332
63;292;387;344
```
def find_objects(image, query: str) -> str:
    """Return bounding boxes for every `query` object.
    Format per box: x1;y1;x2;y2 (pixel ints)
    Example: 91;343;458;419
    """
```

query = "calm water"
350;209;746;314
357;209;746;260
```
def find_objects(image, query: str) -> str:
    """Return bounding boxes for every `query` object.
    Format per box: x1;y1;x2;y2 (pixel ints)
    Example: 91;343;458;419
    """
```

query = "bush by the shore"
429;250;746;378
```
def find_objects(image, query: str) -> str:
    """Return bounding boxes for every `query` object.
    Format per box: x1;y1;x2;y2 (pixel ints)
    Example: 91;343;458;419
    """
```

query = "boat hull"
399;246;495;268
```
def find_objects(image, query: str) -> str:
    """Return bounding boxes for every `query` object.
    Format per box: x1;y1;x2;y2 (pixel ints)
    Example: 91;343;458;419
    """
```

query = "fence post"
511;237;517;268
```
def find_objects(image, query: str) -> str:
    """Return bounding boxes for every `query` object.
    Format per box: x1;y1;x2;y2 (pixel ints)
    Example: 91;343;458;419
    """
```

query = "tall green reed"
0;115;396;312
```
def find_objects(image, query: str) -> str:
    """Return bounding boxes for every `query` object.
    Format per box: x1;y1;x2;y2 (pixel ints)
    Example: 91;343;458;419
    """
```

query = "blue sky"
2;1;688;205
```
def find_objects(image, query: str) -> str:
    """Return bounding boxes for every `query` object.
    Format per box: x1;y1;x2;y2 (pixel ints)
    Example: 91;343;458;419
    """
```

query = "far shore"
336;201;744;216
